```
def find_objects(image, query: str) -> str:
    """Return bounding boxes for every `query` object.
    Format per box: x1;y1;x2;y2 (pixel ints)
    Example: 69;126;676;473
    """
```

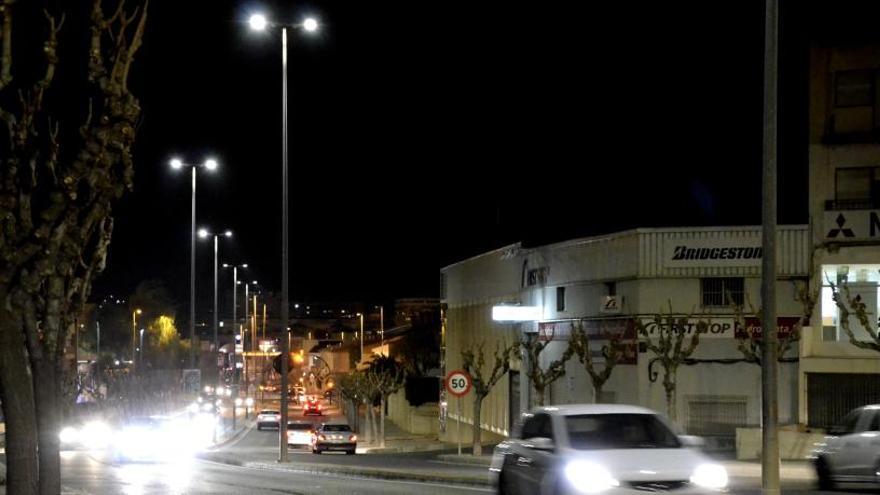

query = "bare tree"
634;304;704;422
569;322;627;402
460;340;516;455
829;280;880;351
368;355;405;448
730;286;816;364
0;1;147;493
520;328;574;407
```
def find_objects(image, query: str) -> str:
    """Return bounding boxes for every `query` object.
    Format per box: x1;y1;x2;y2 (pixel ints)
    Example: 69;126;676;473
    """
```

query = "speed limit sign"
445;369;471;397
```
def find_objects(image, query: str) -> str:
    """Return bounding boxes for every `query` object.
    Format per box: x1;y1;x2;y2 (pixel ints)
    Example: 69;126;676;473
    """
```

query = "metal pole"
359;313;364;363
457;397;462;456
139;329;144;368
233;267;238;392
761;0;780;493
380;306;384;354
279;25;290;463
96;321;100;362
245;283;249;397
131;311;137;364
214;235;219;386
190;165;197;369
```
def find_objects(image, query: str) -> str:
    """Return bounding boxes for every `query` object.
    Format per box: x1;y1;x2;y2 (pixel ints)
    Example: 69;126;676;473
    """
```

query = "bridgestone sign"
664;238;762;267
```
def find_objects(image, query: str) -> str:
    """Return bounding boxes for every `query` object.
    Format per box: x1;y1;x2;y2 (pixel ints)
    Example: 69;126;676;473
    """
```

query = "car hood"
560;447;713;481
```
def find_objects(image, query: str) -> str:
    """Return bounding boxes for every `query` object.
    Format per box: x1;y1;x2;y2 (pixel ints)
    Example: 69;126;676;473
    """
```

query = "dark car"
312;423;356;454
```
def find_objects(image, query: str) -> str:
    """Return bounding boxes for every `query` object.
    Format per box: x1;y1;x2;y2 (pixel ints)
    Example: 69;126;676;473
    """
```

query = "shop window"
835;70;875;107
556;287;566;312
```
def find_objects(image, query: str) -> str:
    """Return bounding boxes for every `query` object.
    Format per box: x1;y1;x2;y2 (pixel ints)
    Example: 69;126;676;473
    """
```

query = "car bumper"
315;442;356;451
258;421;280;428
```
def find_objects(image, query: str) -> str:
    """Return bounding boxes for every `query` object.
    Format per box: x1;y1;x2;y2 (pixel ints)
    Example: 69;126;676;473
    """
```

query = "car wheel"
496;469;510;495
313;448;322;454
346;450;355;455
257;426;262;431
816;456;834;491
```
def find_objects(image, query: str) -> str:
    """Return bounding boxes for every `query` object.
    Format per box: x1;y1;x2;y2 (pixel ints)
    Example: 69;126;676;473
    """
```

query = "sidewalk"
357;416;452;454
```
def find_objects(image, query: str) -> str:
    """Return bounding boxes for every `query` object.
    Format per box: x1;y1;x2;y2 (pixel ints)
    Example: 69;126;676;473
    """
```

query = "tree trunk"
593;382;603;403
533;384;545;406
362;400;372;444
472;394;483;456
380;396;386;448
663;368;677;422
0;309;40;495
33;360;61;495
370;403;379;445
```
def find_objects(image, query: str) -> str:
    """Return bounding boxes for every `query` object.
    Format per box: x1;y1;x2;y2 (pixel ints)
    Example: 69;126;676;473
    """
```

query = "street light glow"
204;158;218;171
198;228;209;238
224;230;233;237
170;158;183;169
249;13;268;31
135;309;142;315
303;18;319;32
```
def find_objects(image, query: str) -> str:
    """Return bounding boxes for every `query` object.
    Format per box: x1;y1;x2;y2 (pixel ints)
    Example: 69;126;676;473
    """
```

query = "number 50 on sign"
445;369;471;397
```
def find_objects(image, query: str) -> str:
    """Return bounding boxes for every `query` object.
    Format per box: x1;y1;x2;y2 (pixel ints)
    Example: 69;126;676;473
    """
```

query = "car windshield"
565;413;681;450
321;425;351;432
288;423;312;430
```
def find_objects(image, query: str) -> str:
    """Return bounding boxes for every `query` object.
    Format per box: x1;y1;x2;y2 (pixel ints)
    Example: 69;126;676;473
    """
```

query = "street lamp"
169;156;220;369
223;263;248;388
131;308;142;364
200;228;233;387
248;11;321;463
357;312;364;363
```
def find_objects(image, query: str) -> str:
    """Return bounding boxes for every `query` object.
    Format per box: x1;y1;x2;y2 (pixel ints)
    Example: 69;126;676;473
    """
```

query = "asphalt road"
56;450;494;495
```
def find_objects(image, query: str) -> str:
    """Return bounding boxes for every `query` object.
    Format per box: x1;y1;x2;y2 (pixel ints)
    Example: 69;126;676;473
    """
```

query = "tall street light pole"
248;11;320;464
223;263;248;388
200;228;233;387
170;156;219;370
761;0;780;494
131;308;142;364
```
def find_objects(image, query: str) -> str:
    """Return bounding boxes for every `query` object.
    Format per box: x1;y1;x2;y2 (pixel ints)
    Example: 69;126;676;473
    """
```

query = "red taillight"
349;435;357;442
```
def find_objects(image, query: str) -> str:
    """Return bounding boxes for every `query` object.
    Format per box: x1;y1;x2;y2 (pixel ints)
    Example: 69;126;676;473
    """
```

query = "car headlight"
59;427;79;444
81;420;112;450
202;402;213;412
690;463;728;490
564;460;619;493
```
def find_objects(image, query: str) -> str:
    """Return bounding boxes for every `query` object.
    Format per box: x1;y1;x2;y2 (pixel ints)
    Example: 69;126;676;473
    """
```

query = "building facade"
801;42;880;428
441;226;810;446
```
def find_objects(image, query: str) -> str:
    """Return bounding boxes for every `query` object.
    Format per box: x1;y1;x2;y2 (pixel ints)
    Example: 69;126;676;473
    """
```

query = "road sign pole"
457;397;462;456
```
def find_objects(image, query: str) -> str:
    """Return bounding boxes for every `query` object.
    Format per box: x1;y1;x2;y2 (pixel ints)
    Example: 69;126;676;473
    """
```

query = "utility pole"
761;0;780;493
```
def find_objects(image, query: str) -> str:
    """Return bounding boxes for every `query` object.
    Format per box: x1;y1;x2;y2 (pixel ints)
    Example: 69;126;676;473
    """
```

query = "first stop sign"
445;369;471;397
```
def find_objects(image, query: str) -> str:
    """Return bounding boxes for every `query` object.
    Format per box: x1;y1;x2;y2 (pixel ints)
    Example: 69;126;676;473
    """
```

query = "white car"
490;404;728;494
287;421;314;448
813;404;880;490
256;409;281;430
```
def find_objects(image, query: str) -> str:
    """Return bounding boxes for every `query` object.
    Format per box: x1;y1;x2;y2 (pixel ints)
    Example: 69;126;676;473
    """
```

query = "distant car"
287;421;314;448
312;423;356;454
490;404;728;494
813;404;880;490
256;409;281;430
303;397;322;416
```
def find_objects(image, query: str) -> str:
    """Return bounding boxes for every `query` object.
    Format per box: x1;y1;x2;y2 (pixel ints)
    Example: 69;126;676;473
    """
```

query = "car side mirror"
678;435;705;448
524;437;555;452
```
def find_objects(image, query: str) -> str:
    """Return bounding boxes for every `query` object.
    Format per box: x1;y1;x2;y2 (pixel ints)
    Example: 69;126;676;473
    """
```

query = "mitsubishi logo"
827;214;855;238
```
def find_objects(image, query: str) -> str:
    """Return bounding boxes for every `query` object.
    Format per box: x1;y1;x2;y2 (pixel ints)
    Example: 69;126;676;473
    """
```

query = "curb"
209;420;255;450
199;452;491;486
436;454;493;467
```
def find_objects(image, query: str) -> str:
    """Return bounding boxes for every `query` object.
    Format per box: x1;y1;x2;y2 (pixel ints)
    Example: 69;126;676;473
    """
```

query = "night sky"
85;1;878;309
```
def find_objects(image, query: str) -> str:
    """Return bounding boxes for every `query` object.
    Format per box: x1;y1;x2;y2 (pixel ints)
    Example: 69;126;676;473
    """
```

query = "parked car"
287;421;315;448
813;404;880;490
312;423;356;454
490;404;728;494
256;409;281;430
